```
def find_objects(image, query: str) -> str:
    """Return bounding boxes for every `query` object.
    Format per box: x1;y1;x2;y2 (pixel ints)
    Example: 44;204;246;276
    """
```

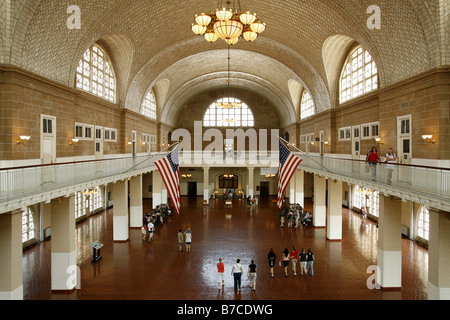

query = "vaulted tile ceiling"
2;0;447;127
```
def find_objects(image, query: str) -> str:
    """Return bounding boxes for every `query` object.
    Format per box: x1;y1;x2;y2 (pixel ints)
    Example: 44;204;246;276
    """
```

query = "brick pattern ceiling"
1;0;447;127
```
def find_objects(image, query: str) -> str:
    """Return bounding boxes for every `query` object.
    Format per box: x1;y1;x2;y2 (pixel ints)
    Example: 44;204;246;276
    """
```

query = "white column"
203;167;210;204
295;170;304;207
130;175;143;228
428;209;450;300
152;170;162;209
327;180;343;240
51;196;77;291
313;175;326;228
289;173;295;204
248;167;255;197
377;195;402;290
0;211;23;300
112;180;129;242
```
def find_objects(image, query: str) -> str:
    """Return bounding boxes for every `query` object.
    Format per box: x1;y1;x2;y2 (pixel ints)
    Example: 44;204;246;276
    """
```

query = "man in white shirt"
231;259;243;290
147;221;155;242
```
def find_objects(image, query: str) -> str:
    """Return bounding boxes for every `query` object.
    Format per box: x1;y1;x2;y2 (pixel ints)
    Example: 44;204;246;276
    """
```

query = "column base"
0;285;23;300
428;282;450;300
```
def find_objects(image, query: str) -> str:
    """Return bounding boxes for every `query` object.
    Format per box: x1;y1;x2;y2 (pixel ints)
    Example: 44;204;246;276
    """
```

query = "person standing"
217;258;225;289
177;229;184;252
306;249;315;277
299;248;307;276
248;260;257;291
282;248;290;277
147;220;155;242
184;228;192;252
231;259;243;290
366;147;381;180
267;248;277;278
385;148;397;184
290;246;299;276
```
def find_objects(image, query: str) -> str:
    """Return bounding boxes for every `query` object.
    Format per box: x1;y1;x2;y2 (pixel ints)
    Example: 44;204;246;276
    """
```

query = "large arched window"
203;98;254;127
141;89;157;120
340;45;378;104
76;44;117;103
300;90;315;120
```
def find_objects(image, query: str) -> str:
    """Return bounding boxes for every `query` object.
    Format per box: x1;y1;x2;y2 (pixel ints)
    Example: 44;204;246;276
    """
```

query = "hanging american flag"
155;145;181;215
277;141;302;209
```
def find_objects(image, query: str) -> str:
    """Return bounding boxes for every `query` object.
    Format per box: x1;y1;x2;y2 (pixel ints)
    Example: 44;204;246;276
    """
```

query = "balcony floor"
22;197;428;301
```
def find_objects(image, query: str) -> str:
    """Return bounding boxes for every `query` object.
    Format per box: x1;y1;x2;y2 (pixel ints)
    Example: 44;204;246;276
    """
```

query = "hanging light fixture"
191;0;266;44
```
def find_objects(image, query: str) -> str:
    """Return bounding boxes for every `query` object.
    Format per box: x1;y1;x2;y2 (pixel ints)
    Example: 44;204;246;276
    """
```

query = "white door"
132;131;137;157
95;126;104;159
352;125;361;160
41;115;56;164
397;115;412;164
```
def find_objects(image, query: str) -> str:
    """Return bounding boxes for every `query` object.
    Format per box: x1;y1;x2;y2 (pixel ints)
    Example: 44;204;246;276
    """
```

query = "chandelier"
191;0;266;45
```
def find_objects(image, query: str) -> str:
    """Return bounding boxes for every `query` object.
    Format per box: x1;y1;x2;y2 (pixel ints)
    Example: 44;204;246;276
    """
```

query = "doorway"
188;182;197;197
260;181;270;197
41;114;56;165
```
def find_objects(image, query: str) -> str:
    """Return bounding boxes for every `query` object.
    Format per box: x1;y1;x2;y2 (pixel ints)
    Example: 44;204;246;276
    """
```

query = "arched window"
340;45;378;104
300;90;315;120
141;89;157;120
204;98;254;127
76;44;117;103
418;206;430;240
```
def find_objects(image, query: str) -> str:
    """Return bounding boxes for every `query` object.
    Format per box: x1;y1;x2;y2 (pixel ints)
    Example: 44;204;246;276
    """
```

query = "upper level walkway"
0;151;449;214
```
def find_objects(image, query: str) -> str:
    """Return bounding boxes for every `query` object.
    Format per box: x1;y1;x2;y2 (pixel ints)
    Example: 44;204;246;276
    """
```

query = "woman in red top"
366;147;380;180
217;258;225;289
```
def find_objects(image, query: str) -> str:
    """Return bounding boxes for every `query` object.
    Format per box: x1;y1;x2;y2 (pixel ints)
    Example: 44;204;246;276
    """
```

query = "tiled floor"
22;196;428;300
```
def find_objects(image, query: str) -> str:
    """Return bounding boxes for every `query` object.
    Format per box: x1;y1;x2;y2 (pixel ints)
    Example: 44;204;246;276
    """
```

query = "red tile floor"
22;196;428;300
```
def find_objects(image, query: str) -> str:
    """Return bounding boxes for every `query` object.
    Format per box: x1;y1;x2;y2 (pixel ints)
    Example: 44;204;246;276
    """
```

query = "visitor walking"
290;246;299;276
299;248;307;276
177;229;184;252
217;258;225;289
306;249;315;276
248;260;257;291
282;248;290;277
267;248;276;278
231;259;243;290
185;227;192;252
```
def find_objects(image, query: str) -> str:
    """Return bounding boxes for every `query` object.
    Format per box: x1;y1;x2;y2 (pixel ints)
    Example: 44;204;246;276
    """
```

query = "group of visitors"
141;204;174;242
178;227;192;252
268;247;315;278
216;247;316;292
217;258;258;291
280;203;312;228
366;147;397;183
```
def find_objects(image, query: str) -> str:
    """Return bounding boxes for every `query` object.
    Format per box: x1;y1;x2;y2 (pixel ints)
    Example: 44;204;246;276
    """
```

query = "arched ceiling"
3;0;445;128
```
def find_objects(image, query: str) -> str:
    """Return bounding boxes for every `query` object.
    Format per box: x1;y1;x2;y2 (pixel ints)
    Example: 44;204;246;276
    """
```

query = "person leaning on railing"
366;147;381;180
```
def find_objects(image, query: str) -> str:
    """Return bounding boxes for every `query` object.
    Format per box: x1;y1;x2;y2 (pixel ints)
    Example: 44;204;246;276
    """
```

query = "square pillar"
0;211;23;300
428;209;450;300
129;175;143;228
248;167;255;197
327;180;343;240
377;195;402;290
295;170;304;207
51;196;77;291
112;180;129;242
313;175;326;228
152;170;162;209
289;173;295;204
203;167;210;204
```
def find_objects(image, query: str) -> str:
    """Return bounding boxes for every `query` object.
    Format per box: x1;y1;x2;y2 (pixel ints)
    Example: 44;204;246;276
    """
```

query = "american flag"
155;145;181;215
277;141;302;209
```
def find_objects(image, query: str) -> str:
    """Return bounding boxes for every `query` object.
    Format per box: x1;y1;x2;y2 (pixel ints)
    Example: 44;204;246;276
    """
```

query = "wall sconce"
325;141;331;146
69;139;79;145
375;138;384;145
17;136;31;145
422;135;435;144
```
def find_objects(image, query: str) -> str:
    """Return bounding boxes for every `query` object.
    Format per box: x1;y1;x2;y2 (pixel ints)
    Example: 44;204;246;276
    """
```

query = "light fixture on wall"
192;0;266;44
69;139;79;145
17;136;31;145
422;135;435;144
375;138;384;145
